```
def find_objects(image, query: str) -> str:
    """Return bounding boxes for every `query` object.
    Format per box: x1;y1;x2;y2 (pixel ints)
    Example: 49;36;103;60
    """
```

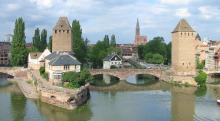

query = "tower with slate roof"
172;19;198;75
52;17;72;52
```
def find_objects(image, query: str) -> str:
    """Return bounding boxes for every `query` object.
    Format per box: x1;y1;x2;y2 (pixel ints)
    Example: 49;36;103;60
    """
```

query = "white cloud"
7;3;20;11
160;0;193;5
175;8;191;17
198;6;220;19
30;0;53;9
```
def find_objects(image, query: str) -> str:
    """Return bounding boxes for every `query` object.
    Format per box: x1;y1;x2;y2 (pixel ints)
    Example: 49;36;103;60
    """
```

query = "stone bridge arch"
89;69;165;81
0;67;27;78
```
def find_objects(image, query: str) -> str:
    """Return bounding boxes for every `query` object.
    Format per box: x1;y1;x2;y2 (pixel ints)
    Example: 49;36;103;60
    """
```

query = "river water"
1;75;220;121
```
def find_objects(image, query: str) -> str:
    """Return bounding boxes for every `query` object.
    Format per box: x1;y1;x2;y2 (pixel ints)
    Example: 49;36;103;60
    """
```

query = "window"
55;30;57;33
182;63;184;66
63;30;65;32
59;30;61;32
67;30;69;33
64;65;70;70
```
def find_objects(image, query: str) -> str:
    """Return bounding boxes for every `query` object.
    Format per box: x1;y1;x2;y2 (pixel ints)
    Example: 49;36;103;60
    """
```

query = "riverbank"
6;69;90;110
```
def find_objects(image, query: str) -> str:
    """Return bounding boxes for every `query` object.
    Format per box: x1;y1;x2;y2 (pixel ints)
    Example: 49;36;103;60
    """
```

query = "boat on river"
217;100;220;105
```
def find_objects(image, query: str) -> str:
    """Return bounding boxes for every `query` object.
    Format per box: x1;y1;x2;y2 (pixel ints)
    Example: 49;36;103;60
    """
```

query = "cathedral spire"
136;18;140;36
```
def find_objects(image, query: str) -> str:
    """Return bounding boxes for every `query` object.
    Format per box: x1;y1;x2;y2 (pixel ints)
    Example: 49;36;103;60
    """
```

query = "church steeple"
136;18;140;36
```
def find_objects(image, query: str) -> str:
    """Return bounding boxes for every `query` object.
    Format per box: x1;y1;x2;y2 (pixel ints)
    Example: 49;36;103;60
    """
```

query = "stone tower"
52;17;72;52
172;19;198;75
134;18;147;46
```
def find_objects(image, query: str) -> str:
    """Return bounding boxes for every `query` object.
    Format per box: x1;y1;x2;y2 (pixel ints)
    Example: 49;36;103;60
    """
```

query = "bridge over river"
89;68;172;81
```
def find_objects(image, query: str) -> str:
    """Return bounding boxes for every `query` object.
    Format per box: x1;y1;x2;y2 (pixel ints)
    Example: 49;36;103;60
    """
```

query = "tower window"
55;30;57;33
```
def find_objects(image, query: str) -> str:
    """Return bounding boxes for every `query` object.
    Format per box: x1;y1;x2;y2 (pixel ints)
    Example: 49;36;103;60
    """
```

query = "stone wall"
27;70;90;110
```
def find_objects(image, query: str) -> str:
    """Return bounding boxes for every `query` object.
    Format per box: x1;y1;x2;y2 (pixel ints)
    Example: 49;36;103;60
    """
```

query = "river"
0;75;220;121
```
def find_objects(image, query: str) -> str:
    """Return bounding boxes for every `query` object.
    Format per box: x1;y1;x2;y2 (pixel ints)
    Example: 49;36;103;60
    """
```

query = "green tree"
195;70;207;87
40;29;47;51
48;36;52;52
11;17;28;66
144;53;164;64
72;20;87;63
104;35;110;47
110;34;116;47
138;45;145;59
166;42;172;65
32;28;41;51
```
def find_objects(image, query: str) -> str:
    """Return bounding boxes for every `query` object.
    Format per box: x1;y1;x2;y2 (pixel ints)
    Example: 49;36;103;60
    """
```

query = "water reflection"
126;74;159;85
10;93;27;121
1;78;220;121
91;74;119;86
0;78;11;87
171;87;196;121
36;101;93;121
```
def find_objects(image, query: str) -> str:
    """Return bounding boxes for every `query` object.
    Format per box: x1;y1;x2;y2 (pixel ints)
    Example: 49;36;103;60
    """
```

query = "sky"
0;0;220;44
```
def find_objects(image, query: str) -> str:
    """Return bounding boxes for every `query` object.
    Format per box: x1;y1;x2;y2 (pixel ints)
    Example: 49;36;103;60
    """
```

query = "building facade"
134;19;147;46
45;52;81;85
52;17;72;52
103;53;122;69
172;19;199;75
0;42;10;66
28;49;51;69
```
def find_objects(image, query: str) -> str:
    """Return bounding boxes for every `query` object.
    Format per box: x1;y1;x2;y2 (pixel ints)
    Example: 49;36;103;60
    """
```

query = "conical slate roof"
53;17;71;30
172;19;195;33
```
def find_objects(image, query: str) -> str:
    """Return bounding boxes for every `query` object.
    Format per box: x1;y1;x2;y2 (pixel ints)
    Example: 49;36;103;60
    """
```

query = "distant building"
205;40;220;71
28;48;51;69
134;19;147;46
52;17;72;52
103;53;122;69
0;42;11;66
117;44;138;59
26;43;33;49
45;52;81;84
172;19;200;75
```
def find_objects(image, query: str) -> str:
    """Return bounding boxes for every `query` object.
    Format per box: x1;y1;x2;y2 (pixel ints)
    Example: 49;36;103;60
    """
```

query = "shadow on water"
90;74;120;87
0;72;14;79
126;74;159;86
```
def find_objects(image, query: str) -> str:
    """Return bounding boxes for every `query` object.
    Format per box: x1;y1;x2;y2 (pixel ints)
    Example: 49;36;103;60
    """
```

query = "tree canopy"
138;36;171;65
11;17;28;66
72;20;87;63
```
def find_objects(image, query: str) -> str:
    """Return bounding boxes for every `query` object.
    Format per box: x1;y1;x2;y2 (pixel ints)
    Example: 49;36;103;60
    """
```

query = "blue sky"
0;0;220;44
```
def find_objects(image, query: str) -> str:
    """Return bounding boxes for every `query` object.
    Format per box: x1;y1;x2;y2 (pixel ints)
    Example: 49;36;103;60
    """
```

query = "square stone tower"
172;19;198;75
52;17;72;52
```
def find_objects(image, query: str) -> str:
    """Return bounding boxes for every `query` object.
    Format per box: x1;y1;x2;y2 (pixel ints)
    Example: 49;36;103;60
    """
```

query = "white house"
45;52;81;85
28;48;51;69
103;53;122;69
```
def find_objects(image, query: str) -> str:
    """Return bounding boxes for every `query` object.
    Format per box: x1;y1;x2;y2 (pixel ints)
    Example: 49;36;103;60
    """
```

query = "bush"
62;69;92;89
39;67;45;75
39;67;48;80
144;53;164;64
195;71;207;87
